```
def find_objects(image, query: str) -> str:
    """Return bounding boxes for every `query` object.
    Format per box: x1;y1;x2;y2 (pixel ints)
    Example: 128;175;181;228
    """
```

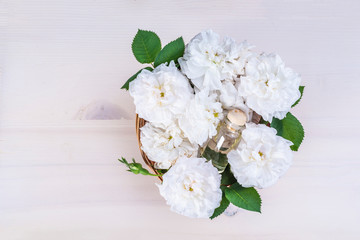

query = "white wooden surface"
1;0;360;239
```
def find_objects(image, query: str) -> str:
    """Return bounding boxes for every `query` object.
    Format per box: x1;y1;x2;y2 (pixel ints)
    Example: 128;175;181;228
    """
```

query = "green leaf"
224;183;262;213
271;112;305;151
132;29;161;64
292;86;305;107
221;165;237;186
210;187;230;220
121;67;153;90
154;37;185;67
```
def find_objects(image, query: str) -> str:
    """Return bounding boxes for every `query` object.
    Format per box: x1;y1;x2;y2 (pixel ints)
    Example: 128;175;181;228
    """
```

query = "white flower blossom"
227;123;293;189
219;81;253;121
179;91;223;146
239;53;301;121
179;30;253;92
157;157;222;218
140;122;198;169
222;37;254;78
129;61;193;125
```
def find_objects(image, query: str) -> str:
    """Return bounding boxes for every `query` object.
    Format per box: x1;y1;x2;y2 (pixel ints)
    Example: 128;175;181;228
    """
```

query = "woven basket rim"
136;115;163;181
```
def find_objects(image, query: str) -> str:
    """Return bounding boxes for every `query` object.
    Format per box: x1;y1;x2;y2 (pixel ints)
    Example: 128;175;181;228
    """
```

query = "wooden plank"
1;0;360;239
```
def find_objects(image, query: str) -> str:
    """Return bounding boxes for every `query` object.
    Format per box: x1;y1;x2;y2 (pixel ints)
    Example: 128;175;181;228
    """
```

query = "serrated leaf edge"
210;191;230;220
224;184;262;213
290;114;305;151
154;36;185;67
292;86;305;108
131;29;161;64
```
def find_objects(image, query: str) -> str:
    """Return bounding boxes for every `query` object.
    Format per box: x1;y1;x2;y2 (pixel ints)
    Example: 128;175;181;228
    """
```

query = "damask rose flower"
179;91;223;146
129;61;193;125
239;53;301;121
228;123;293;188
179;30;253;92
157;157;222;218
140;122;198;169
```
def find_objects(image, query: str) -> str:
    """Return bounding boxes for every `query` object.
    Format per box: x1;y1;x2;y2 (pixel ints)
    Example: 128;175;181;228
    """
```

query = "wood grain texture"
1;0;360;239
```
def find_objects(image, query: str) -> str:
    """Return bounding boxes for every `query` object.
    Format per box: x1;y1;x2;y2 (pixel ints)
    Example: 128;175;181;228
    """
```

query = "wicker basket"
135;112;261;182
135;115;163;181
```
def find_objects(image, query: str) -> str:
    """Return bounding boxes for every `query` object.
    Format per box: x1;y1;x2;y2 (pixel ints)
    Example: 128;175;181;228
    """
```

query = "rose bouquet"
119;29;304;219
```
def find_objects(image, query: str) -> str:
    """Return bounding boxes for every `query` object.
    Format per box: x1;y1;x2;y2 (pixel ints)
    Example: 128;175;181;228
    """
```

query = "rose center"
258;151;265;160
183;180;196;192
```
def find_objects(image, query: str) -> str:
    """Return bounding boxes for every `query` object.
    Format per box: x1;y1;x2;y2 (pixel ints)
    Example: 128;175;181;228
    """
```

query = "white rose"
221;37;254;78
140;122;198;169
129;61;194;125
227;123;293;189
179;30;253;92
239;53;301;121
218;80;237;108
179;91;223;146
219;81;253;121
157;157;222;218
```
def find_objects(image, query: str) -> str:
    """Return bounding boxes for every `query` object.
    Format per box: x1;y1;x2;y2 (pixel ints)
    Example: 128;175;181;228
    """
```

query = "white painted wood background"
1;0;360;239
